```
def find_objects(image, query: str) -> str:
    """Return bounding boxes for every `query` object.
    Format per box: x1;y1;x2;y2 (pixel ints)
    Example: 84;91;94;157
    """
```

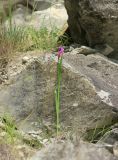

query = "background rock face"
64;0;118;54
0;52;118;133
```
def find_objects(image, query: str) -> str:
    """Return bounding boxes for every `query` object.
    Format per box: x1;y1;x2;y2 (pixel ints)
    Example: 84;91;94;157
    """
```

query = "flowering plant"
55;47;64;135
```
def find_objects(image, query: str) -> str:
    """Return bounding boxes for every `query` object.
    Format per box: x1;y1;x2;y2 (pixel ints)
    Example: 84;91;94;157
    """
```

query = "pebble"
22;56;30;64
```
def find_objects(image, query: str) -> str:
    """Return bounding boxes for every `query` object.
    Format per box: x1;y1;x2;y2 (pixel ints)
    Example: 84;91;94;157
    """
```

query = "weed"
26;26;60;52
1;114;19;144
84;125;111;143
23;136;43;149
0;26;28;57
0;25;67;57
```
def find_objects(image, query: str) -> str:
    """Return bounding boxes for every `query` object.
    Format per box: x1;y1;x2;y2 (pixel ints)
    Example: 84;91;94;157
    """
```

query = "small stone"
71;46;96;55
22;56;30;64
18;151;24;158
69;46;74;52
95;44;114;56
0;121;5;129
73;103;79;107
0;131;6;137
113;142;118;157
42;139;49;146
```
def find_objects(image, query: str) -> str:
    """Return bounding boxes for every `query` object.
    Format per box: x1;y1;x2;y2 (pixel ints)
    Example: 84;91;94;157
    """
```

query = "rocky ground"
0;46;118;160
0;0;118;160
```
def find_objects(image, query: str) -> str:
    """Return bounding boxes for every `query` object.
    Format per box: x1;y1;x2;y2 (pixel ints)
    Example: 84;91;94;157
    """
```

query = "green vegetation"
0;0;69;58
84;125;112;143
23;136;43;149
0;25;68;58
26;27;60;51
1;114;19;144
0;114;53;149
0;27;28;56
55;47;64;135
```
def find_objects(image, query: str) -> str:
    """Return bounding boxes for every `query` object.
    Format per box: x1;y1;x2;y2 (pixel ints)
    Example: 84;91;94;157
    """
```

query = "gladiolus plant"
55;47;64;135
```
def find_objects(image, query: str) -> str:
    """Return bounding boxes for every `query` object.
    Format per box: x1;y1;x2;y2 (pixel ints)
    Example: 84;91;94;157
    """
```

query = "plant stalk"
55;57;63;135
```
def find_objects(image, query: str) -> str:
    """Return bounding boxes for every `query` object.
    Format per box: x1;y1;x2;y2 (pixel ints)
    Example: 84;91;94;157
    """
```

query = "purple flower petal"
58;47;64;59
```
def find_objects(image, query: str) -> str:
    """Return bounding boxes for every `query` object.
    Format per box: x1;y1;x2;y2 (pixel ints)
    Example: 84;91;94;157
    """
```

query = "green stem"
55;89;58;134
55;57;63;136
8;0;12;30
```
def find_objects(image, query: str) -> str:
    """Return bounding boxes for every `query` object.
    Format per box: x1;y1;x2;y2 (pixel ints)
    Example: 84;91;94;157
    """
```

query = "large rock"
64;0;118;55
0;50;118;133
61;52;118;132
0;0;63;14
3;2;67;30
1;0;67;30
31;140;117;160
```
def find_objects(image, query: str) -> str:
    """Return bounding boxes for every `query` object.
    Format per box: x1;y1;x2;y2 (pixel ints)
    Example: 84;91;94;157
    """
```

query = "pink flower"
57;47;64;59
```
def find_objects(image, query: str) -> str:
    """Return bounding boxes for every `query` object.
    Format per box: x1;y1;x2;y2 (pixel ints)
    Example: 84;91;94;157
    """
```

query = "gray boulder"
3;2;68;30
0;50;118;134
31;140;117;160
64;0;118;55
